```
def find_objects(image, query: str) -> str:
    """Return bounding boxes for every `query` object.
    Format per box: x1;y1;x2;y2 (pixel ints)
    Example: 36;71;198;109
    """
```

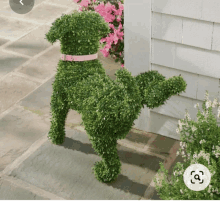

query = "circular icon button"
183;164;211;191
9;0;35;14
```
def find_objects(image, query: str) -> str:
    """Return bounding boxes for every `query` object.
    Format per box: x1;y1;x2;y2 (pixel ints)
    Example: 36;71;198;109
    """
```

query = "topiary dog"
45;10;187;183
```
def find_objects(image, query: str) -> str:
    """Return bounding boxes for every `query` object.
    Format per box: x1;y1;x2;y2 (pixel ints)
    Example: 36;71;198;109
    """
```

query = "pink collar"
61;53;98;62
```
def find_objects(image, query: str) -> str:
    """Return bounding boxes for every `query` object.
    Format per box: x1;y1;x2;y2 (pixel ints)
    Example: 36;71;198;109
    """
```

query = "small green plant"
45;10;187;183
154;91;220;199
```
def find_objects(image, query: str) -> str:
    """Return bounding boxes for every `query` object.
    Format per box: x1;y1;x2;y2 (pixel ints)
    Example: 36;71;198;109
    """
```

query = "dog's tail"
135;70;187;109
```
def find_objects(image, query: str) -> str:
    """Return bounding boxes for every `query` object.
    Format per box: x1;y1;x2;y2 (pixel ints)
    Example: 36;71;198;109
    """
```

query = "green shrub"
154;91;220;199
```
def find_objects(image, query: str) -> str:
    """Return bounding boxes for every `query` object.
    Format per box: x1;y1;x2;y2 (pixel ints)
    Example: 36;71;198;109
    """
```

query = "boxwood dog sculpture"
45;10;187;183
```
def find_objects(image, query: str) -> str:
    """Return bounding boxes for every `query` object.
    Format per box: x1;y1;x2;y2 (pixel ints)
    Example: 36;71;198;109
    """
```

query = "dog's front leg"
48;82;69;145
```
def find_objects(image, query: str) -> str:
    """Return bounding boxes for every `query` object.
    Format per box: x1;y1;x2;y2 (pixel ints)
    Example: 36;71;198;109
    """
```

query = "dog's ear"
45;14;70;44
73;11;111;42
89;12;110;39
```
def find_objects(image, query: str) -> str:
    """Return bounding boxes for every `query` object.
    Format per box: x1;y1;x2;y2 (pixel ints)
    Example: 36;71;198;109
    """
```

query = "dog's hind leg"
48;81;69;145
90;136;122;183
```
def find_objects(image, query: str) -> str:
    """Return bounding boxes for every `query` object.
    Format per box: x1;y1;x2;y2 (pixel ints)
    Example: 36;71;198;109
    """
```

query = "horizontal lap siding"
149;92;220;140
151;64;220;108
125;0;220;141
150;111;180;141
152;0;220;23
152;39;220;79
150;0;220;140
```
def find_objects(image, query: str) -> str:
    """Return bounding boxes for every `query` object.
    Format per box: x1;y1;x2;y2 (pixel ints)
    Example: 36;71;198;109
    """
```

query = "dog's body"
45;11;187;183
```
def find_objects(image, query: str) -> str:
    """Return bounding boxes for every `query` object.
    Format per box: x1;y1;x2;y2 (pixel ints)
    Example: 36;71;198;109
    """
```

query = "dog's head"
45;10;110;55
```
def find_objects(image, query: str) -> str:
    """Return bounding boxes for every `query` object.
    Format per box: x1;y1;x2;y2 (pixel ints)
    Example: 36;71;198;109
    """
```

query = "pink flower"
95;3;116;23
109;23;115;29
78;7;83;11
100;48;109;57
116;16;121;22
74;0;124;66
79;0;90;8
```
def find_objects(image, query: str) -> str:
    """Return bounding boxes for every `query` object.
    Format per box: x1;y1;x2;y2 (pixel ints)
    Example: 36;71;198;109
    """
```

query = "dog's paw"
47;131;65;145
92;160;120;183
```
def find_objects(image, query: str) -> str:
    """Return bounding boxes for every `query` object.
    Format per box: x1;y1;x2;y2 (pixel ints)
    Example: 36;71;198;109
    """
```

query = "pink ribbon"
61;53;98;61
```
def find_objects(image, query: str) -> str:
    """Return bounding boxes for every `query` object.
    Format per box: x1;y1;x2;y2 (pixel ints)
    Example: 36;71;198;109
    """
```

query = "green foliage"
45;11;110;55
45;11;187;183
136;71;187;109
155;157;220;200
153;92;220;200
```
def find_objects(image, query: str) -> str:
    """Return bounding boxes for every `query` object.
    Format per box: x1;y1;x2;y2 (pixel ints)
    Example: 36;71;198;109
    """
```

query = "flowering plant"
153;90;220;199
73;0;124;67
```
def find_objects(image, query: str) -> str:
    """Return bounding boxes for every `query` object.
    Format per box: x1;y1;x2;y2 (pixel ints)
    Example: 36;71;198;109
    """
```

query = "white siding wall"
124;0;220;140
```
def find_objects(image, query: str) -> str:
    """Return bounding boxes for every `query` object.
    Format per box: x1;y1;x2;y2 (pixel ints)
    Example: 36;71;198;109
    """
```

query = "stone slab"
2;1;69;24
0;51;28;77
18;43;61;80
0;38;9;46
17;76;54;115
0;16;37;41
4;25;52;57
0;106;49;172
15;75;81;127
8;129;163;200
0;73;41;114
0;0;9;9
0;177;46;200
48;0;78;6
150;134;177;155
